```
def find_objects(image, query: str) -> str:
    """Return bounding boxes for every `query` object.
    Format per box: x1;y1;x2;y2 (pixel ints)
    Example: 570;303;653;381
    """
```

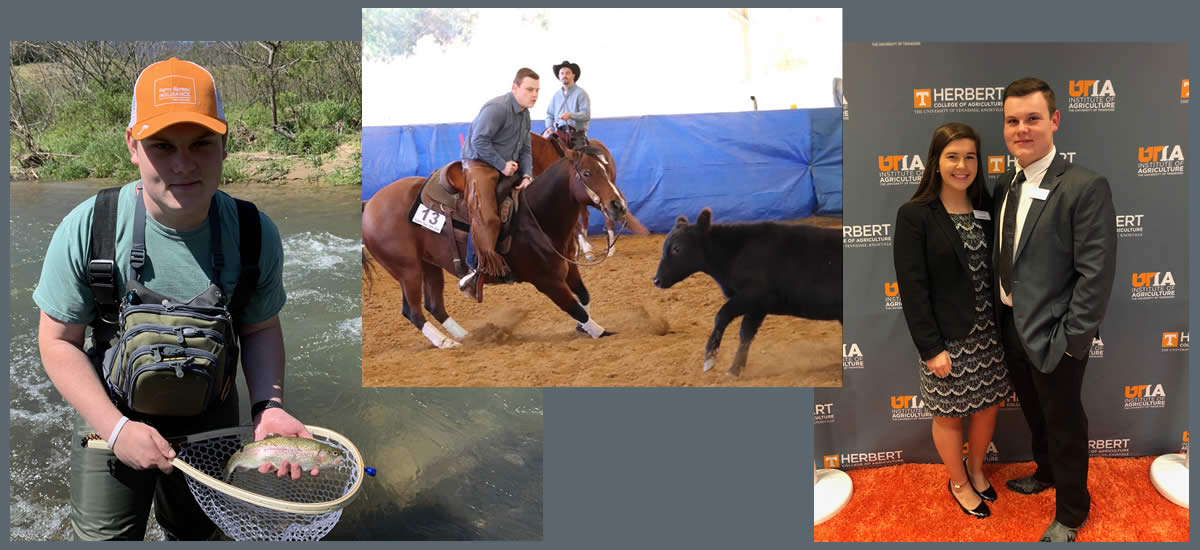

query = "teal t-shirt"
33;181;286;327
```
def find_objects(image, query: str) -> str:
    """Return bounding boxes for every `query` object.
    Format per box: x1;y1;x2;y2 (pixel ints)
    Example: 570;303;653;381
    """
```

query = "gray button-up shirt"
462;92;533;177
544;84;591;133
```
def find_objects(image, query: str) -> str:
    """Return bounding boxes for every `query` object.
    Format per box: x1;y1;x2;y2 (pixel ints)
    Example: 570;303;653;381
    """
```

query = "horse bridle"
522;151;628;267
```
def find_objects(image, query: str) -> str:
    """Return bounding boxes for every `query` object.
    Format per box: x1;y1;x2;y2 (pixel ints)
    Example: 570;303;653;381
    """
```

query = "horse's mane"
575;145;604;158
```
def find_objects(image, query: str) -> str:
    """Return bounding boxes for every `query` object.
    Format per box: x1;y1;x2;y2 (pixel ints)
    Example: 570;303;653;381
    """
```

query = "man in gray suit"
993;77;1116;542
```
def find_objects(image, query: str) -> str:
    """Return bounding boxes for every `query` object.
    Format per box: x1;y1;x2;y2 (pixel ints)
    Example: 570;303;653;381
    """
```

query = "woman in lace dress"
893;122;1011;519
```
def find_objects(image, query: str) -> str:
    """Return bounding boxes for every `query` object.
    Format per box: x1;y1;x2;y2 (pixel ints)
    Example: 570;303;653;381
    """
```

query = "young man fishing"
35;57;315;540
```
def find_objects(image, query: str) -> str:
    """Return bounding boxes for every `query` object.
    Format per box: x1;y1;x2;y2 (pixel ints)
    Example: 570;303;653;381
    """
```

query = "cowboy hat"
552;60;581;81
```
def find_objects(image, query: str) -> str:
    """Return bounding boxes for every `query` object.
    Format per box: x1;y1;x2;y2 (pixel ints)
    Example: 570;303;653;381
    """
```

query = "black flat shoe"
964;457;997;502
949;480;990;518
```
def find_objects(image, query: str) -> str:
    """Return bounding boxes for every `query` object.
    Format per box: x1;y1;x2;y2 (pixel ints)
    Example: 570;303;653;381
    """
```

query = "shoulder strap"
230;198;261;328
87;187;122;324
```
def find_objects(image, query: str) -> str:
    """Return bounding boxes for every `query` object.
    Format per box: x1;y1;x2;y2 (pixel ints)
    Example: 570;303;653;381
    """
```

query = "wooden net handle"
85;425;364;515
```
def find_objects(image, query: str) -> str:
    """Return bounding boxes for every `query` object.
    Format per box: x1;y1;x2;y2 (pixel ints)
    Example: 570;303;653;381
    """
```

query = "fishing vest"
86;186;261;417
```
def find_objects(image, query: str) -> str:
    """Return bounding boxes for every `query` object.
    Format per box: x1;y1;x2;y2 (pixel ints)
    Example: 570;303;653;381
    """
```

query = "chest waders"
86;186;261;417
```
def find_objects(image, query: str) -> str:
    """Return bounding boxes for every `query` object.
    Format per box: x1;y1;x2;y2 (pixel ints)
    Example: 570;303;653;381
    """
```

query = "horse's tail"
362;246;378;297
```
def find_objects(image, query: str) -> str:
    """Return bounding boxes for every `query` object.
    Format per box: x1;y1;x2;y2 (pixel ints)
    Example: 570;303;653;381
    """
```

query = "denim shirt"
462;92;533;176
544;84;591;133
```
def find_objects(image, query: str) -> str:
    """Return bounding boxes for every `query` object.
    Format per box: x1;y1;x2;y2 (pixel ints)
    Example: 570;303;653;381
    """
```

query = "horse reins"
522;152;627;267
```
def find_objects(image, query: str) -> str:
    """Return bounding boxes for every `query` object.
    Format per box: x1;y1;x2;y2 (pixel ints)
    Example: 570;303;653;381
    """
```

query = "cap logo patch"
154;75;197;106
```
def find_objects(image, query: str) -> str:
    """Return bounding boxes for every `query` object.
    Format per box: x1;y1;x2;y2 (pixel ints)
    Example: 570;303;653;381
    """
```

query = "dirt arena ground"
362;217;843;387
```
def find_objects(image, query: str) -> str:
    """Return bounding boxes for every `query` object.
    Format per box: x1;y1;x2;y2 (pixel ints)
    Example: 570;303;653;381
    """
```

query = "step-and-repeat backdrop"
817;42;1189;469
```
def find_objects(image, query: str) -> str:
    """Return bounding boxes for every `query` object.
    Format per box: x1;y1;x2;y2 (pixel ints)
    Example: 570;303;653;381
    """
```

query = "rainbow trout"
224;436;346;480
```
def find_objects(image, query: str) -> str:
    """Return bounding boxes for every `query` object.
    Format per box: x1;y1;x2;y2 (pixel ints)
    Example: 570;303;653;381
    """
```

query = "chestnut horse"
530;133;622;260
363;146;644;349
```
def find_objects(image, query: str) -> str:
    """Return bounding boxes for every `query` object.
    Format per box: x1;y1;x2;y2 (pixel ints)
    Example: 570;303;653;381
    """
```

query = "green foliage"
80;136;134;179
228;101;272;129
12;82;53;123
295;128;339;155
266;132;296;155
362;8;477;61
11;41;361;183
223;101;271;153
57;90;128;128
326;163;362;186
221;158;247;184
257;159;289;181
298;100;361;131
94;89;132;127
44;159;92;181
276;91;301;113
37;126;138;182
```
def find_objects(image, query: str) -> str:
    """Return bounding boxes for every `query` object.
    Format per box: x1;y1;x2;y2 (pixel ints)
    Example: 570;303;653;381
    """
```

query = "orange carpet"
814;457;1188;542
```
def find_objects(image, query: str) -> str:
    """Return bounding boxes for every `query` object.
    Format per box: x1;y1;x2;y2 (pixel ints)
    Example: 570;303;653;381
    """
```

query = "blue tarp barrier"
363;108;842;233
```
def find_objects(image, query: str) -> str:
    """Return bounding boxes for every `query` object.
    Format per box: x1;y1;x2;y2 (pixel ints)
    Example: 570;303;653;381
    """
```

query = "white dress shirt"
999;146;1057;307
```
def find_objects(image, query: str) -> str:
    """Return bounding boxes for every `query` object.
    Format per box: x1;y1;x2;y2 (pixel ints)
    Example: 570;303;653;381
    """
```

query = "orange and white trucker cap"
128;57;227;139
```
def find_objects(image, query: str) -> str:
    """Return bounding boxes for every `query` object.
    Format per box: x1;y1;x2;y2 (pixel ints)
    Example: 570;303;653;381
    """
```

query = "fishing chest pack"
87;186;261;417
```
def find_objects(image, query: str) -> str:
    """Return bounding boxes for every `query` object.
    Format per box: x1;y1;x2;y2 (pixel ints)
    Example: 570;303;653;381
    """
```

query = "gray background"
820;42;1188;466
3;0;1199;547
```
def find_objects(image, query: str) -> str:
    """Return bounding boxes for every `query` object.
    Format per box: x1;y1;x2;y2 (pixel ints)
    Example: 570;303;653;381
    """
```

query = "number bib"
412;203;447;233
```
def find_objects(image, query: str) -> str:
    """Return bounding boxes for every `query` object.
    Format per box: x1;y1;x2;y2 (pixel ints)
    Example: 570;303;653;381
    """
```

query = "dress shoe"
1039;520;1079;542
963;457;997;502
948;480;990;518
1006;474;1054;494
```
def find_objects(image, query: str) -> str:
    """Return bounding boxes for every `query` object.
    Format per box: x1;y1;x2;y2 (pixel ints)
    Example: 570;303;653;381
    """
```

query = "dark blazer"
992;154;1117;373
893;195;994;361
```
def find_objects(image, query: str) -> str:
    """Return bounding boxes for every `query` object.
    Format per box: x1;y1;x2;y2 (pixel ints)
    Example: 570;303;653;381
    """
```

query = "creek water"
8;181;542;540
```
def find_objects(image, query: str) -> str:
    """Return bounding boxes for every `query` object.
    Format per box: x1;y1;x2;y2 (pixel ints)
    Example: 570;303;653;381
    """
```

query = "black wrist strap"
251;399;284;418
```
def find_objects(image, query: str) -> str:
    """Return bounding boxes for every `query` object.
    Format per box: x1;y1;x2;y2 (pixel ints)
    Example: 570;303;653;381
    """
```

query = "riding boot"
458;271;479;302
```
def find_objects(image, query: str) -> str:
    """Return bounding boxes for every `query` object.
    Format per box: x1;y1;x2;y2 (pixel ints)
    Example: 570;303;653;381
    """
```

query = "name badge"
973;210;991;220
412;203;447;233
1028;187;1050;201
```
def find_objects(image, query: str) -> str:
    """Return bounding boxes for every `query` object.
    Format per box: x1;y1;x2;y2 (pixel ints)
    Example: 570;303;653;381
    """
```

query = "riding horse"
362;147;645;349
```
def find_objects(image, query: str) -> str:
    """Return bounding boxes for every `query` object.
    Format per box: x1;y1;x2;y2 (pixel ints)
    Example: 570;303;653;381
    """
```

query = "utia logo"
1124;383;1166;409
1137;145;1185;177
890;394;932;421
1131;271;1176;301
878;153;924;186
883;282;902;311
1067;79;1116;112
842;343;864;370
